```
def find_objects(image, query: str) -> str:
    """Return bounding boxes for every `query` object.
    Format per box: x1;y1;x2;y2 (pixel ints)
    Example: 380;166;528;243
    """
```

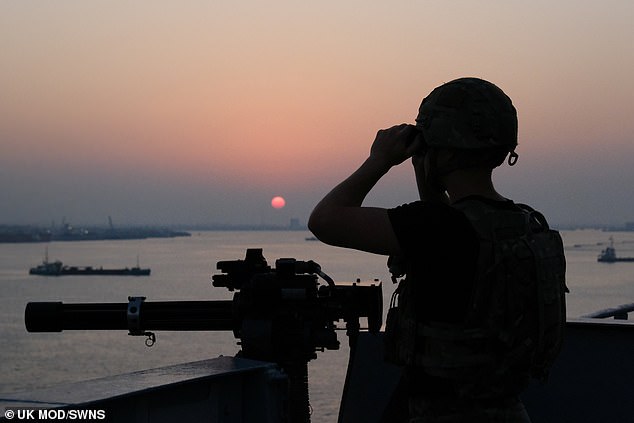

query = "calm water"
1;229;634;421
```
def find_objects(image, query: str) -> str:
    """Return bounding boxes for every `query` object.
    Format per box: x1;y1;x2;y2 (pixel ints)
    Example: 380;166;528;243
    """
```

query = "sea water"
1;229;634;421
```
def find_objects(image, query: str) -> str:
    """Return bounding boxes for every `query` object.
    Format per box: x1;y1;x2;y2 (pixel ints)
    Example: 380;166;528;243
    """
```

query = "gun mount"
25;248;383;423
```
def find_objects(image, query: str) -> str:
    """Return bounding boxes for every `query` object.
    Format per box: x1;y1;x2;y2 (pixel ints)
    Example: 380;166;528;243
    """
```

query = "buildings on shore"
0;223;190;243
0;218;309;243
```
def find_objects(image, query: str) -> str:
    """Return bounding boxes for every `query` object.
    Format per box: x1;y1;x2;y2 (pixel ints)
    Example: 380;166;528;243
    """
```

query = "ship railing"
582;302;634;320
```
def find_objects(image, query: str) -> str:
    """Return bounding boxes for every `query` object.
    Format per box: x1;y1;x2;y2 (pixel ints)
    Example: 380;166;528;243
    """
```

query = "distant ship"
597;237;634;263
29;251;151;276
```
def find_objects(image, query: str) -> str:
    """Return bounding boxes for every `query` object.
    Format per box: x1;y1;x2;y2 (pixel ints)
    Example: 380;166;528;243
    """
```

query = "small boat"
597;237;634;263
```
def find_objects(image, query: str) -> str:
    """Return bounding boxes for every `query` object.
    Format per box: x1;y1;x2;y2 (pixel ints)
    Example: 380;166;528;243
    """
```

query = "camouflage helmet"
416;78;518;150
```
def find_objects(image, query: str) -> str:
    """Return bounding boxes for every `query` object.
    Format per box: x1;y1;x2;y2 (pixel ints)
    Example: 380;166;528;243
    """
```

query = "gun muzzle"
25;300;235;333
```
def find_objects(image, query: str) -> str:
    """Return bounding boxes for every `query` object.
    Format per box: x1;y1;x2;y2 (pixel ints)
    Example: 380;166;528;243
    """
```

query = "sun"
271;196;286;209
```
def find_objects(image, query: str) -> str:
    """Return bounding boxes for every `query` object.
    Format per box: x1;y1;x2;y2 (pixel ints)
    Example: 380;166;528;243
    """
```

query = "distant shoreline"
2;222;633;244
179;224;308;231
0;224;310;243
0;225;191;243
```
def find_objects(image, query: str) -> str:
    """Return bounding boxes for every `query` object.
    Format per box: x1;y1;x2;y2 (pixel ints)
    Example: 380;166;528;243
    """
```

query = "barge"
29;260;150;276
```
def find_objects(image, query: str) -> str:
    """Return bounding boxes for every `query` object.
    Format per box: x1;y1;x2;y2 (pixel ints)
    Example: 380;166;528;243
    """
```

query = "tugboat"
28;259;64;275
597;237;634;262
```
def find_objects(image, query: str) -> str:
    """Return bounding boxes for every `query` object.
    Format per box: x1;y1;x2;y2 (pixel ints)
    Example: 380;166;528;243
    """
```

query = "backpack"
385;199;567;398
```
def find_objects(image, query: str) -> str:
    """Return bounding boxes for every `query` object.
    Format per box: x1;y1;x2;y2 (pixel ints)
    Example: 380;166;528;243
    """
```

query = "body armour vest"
384;199;567;399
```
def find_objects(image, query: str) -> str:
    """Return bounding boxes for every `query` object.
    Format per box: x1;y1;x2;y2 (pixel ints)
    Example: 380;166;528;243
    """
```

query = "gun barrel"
25;300;235;333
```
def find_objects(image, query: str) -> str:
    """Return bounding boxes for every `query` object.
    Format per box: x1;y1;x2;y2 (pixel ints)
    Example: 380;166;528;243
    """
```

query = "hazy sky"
2;1;633;227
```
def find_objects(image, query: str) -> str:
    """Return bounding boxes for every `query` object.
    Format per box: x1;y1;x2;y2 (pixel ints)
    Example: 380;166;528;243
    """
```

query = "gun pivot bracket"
127;296;156;347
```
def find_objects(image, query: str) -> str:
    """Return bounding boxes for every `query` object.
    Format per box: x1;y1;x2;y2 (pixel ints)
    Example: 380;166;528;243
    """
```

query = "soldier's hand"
370;124;423;168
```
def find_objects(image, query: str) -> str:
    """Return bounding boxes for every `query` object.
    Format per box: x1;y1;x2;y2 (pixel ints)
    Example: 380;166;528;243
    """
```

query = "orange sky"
1;1;633;226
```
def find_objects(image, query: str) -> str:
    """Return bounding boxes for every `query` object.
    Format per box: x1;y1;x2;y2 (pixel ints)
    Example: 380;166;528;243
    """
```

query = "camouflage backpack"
385;199;567;398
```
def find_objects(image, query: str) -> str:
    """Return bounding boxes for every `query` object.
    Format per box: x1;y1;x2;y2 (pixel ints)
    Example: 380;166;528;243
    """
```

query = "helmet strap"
423;148;449;204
